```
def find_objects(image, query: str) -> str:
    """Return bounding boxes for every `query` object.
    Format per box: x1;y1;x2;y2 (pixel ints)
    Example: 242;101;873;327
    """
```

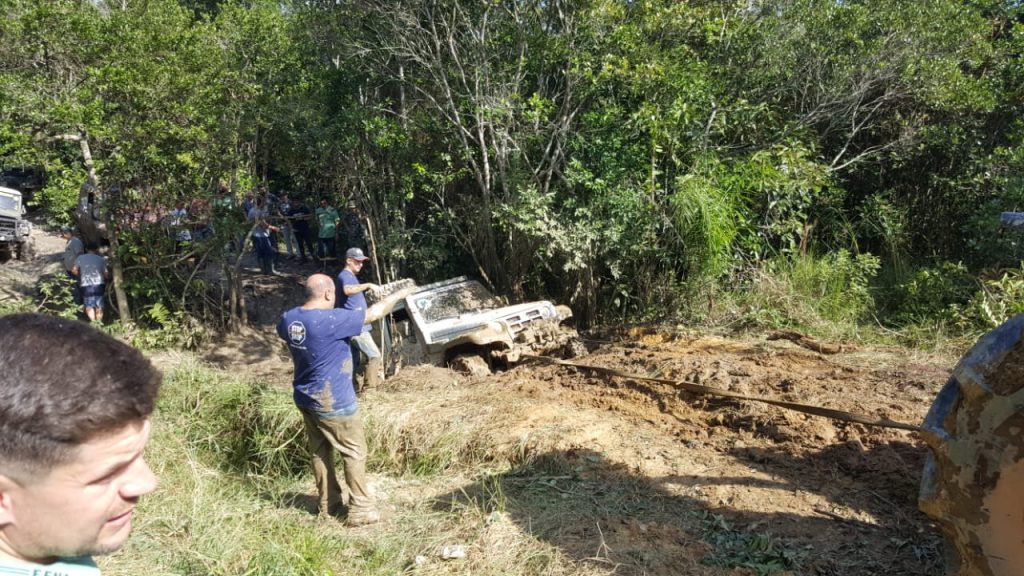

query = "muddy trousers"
298;407;375;515
350;331;383;390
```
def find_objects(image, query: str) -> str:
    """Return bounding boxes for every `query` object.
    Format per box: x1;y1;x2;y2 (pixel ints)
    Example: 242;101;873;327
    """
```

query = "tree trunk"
77;135;132;323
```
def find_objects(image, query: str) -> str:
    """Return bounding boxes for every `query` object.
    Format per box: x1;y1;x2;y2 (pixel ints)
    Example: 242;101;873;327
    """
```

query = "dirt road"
356;328;950;575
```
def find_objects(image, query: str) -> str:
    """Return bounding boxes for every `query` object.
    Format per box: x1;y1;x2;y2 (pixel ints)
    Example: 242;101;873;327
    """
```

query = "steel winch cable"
523;354;922;433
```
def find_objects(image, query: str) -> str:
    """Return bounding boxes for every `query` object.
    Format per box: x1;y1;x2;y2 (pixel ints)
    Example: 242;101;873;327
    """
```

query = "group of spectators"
110;183;370;277
238;186;368;275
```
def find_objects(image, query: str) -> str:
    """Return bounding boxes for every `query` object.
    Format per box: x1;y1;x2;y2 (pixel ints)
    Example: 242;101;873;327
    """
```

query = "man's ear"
0;474;19;526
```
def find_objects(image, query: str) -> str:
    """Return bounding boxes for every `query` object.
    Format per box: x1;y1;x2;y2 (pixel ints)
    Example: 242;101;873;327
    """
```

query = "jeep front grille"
504;310;546;335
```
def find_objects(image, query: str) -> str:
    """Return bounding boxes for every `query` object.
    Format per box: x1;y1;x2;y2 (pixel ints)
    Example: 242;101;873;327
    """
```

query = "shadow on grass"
431;442;944;576
268;490;320;516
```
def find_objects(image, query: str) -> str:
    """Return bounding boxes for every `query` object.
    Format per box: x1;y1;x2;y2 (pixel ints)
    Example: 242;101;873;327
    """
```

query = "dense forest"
1;0;1022;339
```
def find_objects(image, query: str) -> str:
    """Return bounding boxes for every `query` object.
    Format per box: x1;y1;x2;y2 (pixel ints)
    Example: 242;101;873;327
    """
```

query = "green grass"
103;358;588;576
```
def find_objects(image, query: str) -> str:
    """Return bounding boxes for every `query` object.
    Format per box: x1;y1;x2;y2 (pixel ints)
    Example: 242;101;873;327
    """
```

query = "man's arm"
343;282;379;296
364;286;417;323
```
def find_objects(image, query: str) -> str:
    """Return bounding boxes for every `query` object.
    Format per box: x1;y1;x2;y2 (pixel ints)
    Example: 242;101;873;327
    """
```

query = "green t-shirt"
316;207;340;239
0;555;100;576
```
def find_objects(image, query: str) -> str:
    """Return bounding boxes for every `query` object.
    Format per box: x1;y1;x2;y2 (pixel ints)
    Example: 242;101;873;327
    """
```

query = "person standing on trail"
72;242;109;323
0;313;161;575
341;201;367;254
168;200;191;253
61;226;84;303
247;197;279;275
276;193;297;260
277;274;411;526
335;248;383;391
286;199;315;264
315;198;340;263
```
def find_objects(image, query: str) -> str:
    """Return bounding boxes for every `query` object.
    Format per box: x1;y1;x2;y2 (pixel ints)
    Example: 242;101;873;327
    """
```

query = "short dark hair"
0;314;162;475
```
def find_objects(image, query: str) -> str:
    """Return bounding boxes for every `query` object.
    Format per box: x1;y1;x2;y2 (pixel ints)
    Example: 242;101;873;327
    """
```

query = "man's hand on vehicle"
365;286;417;322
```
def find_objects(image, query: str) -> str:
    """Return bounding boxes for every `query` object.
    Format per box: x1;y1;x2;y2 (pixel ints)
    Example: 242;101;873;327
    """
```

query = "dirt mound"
207;319;949;574
371;327;951;574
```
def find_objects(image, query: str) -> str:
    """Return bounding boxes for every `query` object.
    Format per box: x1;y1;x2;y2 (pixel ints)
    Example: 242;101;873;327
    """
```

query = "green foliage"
34;163;84;226
958;265;1024;330
35;275;78;318
859;193;910;270
890;262;978;324
364;411;495;478
699;511;803;575
2;0;1023;333
741;251;881;332
125;303;209;350
160;362;309;481
0;299;35;317
671;161;743;280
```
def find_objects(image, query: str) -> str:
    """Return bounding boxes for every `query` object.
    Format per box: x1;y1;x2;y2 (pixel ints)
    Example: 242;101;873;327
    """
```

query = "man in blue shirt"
277;274;412;526
0;314;162;574
335;248;383;390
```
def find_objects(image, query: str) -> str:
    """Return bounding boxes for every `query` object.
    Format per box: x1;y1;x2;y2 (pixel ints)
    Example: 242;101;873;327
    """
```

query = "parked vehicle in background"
372;276;583;375
0;166;44;204
0;186;33;261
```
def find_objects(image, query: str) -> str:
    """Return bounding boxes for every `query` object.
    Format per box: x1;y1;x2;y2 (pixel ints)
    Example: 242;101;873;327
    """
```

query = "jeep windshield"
0;194;19;213
411;281;505;323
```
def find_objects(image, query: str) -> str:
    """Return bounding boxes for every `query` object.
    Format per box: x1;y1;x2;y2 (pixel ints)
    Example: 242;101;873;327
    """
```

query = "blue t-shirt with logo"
277;307;364;412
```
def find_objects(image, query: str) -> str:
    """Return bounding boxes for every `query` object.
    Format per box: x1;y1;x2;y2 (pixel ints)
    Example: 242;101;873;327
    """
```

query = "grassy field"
101;357;600;576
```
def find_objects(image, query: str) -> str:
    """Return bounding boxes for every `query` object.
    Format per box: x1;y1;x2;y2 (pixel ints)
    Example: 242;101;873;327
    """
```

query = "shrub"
888;261;978;325
957;265;1024;330
739;250;880;333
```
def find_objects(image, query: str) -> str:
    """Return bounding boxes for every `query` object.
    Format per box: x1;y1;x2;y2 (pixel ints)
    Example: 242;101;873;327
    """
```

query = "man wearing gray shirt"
72;242;109;323
61;227;85;303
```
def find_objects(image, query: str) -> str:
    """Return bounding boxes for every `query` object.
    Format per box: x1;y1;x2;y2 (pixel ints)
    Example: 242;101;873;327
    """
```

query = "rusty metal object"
919;314;1024;576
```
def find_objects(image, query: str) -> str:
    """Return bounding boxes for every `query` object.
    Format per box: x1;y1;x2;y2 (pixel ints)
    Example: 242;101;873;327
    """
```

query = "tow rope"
523;354;922;432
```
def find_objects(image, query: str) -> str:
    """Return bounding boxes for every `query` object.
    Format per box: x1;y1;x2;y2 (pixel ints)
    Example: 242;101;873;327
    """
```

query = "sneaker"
346;509;381;527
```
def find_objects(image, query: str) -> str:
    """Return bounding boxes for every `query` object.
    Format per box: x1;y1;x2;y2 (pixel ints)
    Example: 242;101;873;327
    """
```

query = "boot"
365;357;384;389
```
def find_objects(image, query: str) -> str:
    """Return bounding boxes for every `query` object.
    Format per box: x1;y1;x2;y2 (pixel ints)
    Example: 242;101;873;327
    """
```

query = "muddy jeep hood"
402;277;568;351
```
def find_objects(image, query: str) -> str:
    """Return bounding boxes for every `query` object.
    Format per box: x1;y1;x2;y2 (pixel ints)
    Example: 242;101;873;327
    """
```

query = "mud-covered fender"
426;321;515;360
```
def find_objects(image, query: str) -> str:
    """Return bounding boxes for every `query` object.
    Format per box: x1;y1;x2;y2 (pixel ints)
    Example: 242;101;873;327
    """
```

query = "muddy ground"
206;279;953;574
367;330;947;575
3;224;953;575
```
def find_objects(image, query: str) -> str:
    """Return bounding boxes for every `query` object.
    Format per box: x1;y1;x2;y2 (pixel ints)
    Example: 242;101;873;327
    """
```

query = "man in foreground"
277;274;411;526
0;313;162;574
335;247;383;390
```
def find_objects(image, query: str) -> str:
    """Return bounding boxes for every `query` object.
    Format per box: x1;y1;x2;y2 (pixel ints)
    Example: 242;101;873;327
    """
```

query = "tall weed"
957;265;1024;330
738;250;880;335
159;360;308;481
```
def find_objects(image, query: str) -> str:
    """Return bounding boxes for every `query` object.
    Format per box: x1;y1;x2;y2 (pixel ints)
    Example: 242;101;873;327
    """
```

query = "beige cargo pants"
299;407;375;516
